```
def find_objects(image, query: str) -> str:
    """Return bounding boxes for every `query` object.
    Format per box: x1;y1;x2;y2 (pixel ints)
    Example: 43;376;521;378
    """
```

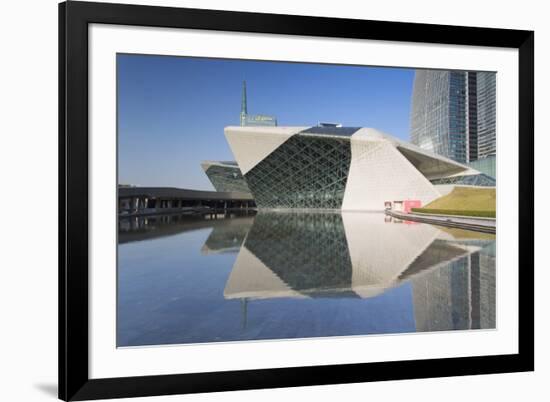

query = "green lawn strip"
410;187;496;218
411;208;495;218
422;187;496;216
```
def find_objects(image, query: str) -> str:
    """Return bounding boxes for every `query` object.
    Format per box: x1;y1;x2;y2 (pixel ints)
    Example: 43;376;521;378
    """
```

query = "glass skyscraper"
410;70;496;164
476;72;496;159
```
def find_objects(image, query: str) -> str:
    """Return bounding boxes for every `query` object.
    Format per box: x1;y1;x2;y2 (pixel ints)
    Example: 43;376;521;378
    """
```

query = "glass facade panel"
411;70;452;158
411;70;470;164
476;72;496;159
411;70;496;164
204;164;251;193
245;134;352;209
430;173;496;187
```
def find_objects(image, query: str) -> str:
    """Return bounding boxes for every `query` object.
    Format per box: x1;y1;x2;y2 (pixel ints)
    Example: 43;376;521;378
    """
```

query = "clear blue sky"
118;54;415;190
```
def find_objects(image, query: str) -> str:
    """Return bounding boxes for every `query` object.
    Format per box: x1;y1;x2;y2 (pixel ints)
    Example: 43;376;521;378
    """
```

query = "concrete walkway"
385;210;496;234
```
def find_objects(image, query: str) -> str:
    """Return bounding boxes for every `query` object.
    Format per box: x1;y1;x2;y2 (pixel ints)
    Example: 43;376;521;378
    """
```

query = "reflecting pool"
117;211;496;347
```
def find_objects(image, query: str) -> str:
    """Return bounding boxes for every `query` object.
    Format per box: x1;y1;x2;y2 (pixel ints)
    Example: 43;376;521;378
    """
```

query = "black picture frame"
59;1;534;400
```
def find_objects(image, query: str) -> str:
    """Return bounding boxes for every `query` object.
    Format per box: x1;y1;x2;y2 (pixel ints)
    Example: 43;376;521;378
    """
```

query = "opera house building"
218;125;495;211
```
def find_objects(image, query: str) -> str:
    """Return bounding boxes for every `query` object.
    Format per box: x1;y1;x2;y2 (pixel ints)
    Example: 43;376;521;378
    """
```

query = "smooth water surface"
117;211;496;347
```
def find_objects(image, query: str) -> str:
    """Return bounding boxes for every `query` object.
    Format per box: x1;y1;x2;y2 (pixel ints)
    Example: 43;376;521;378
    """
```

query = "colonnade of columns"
118;196;255;216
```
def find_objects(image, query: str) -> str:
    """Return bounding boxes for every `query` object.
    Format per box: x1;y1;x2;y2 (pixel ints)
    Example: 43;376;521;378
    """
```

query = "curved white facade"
224;126;306;175
342;131;440;210
224;126;487;211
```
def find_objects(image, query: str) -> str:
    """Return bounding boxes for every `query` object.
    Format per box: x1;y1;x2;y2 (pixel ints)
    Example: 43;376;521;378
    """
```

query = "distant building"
224;125;494;211
410;70;496;165
201;160;251;194
468;154;496;180
476;72;497;159
240;81;277;127
200;82;276;193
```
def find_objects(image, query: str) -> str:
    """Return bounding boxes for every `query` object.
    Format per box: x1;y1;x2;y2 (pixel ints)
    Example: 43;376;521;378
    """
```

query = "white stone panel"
224;126;307;175
342;212;440;297
342;136;441;211
354;128;474;173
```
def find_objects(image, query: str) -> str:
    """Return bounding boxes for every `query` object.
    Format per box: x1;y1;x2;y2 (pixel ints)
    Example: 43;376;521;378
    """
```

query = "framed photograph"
59;1;534;400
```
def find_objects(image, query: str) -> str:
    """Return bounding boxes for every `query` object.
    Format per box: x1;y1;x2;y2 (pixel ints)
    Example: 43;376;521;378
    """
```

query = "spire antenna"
241;81;248;114
240;81;248;126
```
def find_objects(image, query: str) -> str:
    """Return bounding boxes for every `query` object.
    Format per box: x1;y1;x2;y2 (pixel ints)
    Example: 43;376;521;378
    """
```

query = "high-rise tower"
410;70;496;165
476;72;496;159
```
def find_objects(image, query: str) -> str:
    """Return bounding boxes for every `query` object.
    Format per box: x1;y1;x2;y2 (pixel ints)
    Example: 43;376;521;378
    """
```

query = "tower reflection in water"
117;211;495;346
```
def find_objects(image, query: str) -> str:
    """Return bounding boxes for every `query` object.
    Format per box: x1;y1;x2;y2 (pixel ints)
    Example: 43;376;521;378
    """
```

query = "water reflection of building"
200;216;255;254
224;213;492;297
118;211;255;246
411;243;496;331
226;213;355;299
221;213;495;332
118;186;254;217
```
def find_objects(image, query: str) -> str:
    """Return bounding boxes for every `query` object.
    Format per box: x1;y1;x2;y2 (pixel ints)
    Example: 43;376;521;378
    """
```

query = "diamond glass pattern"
205;164;251;193
429;173;496;186
243;212;354;295
244;134;352;209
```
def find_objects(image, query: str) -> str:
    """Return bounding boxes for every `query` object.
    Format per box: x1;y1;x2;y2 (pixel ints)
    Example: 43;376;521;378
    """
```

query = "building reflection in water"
200;217;256;255
118;211;255;246
118;210;495;345
222;212;495;333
